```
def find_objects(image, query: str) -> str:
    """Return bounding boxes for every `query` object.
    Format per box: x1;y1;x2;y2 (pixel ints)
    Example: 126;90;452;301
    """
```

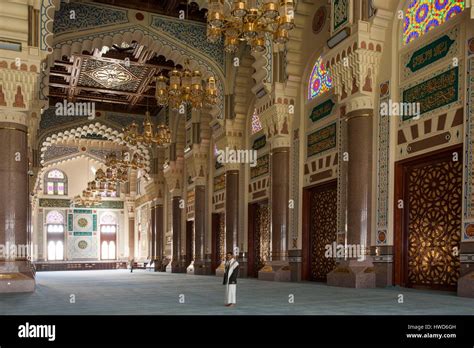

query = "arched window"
46;210;65;261
251;109;263;134
308;56;332;100
44;169;68;195
100;213;117;260
403;0;465;45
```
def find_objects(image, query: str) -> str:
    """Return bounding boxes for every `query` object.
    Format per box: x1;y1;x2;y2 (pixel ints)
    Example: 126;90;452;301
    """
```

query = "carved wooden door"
310;181;337;282
404;152;462;290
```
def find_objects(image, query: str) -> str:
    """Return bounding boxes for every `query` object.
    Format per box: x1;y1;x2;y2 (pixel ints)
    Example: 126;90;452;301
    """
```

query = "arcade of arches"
0;0;473;299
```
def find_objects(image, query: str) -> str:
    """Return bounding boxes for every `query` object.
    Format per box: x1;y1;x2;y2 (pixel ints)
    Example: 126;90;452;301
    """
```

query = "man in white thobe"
223;252;239;307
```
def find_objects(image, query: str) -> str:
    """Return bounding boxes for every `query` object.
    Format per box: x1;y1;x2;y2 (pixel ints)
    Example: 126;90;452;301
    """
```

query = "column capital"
326;33;383;103
163;159;183;197
184;142;208;183
224;163;241;172
215;122;244;150
0;109;28;126
259;103;291;148
343;96;376;115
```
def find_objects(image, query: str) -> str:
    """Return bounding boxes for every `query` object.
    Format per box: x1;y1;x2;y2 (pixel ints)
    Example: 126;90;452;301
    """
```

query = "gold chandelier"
72;187;102;207
155;59;218;110
105;151;146;172
206;0;295;53
123;111;172;147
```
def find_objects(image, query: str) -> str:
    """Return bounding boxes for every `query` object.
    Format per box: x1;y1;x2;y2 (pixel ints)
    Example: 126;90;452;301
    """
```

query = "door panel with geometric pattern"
248;202;270;277
309;181;337;282
404;152;462;290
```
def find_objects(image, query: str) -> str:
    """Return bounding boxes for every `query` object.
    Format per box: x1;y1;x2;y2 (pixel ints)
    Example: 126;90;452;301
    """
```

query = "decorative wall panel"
307;123;337;157
250;154;269;179
402;26;458;79
67;209;98;259
376;81;390;244
401;66;461;120
332;0;349;33
464;55;474;240
53;2;128;35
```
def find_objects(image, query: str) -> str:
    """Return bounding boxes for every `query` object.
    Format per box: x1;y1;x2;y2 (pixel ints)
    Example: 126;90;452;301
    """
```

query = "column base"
238;256;247;278
194;259;212;275
289;250;302;282
166;261;172;273
258;261;291;282
327;258;376;288
0;261;35;293
170;261;186;273
457;271;474;298
186;261;195;274
215;261;225;278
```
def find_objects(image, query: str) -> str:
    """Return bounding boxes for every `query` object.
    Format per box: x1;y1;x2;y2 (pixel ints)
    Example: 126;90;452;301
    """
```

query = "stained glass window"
101;241;116;260
403;0;464;45
48;241;63;261
57;182;64;195
251;109;263;134
308;57;332;100
46;210;64;224
44;169;67;195
47;169;64;179
47;182;54;195
101;213;117;225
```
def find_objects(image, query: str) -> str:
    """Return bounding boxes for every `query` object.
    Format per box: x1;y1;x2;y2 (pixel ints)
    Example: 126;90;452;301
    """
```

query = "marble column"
154;204;164;271
150;205;156;260
0;112;35;293
128;218;135;260
327;108;376;288
258;145;291;282
193;185;209;274
271;146;289;261
346;110;373;247
171;196;184;273
225;169;239;255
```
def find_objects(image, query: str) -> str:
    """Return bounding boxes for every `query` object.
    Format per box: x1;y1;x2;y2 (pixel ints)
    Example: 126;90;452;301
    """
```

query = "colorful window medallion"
308;57;332;100
251;109;263;134
403;0;464;45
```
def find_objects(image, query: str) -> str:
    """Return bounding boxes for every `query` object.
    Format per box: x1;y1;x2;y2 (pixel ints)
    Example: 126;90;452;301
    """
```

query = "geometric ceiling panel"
84;62;139;89
79;58;151;92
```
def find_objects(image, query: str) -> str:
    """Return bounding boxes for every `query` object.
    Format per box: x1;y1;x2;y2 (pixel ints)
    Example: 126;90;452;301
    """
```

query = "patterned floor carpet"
0;270;472;315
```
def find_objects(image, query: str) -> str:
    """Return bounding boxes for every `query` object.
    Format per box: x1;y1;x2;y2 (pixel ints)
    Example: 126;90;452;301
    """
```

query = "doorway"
302;180;337;281
394;147;462;291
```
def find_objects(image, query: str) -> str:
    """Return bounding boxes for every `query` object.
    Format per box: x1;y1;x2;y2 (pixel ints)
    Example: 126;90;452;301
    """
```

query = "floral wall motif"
464;55;474;241
376;81;390;245
43;145;80;162
151;15;224;69
53;1;128;35
332;0;349;33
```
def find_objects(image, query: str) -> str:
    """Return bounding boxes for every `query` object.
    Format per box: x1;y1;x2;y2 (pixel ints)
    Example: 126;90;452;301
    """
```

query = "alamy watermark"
0;243;37;259
55;100;96;120
380;99;421;119
216;147;257;167
325;242;367;261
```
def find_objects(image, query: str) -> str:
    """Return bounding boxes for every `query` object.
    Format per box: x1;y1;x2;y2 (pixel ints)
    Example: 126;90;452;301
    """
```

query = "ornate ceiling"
48;46;178;114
